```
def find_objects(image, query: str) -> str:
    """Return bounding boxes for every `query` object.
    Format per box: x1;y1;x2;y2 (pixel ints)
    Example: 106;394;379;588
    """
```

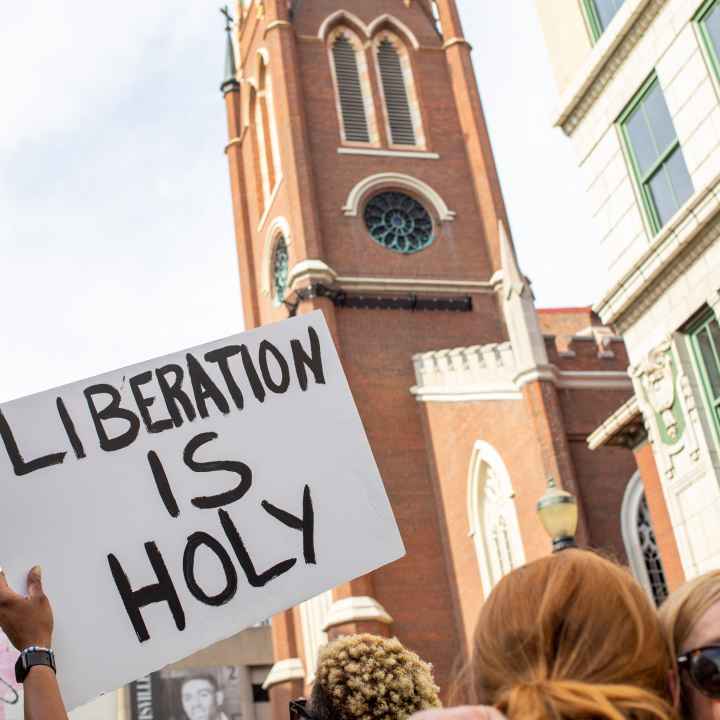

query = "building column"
264;610;305;720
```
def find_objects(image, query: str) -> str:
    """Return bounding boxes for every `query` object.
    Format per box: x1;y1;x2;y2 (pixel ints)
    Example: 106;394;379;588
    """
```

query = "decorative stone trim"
337;148;439;160
317;11;421;50
262;658;305;691
587;396;641;450
412;343;632;404
442;37;473;51
256;177;284;233
322;596;393;632
554;0;666;135
334;276;492;295
287;259;337;290
594;173;720;330
263;20;292;39
342;172;456;222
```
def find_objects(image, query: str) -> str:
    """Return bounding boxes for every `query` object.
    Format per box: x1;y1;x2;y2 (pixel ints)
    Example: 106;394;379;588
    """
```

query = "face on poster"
0;312;405;710
129;666;258;720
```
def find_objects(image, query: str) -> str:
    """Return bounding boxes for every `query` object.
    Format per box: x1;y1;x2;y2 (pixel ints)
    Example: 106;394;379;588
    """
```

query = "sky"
0;2;605;403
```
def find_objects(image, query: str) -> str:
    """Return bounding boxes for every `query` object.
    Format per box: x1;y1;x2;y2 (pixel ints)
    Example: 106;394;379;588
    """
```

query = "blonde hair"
310;634;441;720
658;569;720;657
456;549;675;720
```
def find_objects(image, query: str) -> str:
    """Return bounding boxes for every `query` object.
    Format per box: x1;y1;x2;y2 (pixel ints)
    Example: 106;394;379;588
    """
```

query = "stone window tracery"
272;236;289;306
363;191;434;253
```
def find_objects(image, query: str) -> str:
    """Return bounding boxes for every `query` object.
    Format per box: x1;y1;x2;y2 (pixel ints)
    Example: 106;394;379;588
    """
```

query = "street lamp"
536;477;578;552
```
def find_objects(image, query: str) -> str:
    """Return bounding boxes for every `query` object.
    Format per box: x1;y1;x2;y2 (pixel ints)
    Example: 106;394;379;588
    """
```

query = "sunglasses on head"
678;645;720;698
289;699;317;720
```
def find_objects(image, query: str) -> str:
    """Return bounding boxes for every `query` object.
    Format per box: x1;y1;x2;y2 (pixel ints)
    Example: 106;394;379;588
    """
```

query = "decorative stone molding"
635;342;682;444
342;172;456;222
287;259;337;291
587;396;644;450
262;658;305;690
317;11;420;49
595;174;720;331
630;340;701;479
411;343;631;403
337;148;439;160
554;0;666;135
323;596;393;631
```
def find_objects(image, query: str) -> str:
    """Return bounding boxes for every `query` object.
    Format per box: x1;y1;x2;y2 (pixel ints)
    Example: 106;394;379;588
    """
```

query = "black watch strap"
15;646;56;683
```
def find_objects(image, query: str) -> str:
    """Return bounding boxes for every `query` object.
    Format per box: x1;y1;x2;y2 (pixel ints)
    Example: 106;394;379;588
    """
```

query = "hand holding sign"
0;312;404;710
0;567;53;652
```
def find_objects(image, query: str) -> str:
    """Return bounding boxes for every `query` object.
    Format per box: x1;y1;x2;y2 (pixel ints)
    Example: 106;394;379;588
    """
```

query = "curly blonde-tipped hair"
309;634;441;720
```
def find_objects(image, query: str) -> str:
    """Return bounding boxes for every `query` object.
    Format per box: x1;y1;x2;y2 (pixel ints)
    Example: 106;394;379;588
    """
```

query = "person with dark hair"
180;674;228;720
294;634;441;720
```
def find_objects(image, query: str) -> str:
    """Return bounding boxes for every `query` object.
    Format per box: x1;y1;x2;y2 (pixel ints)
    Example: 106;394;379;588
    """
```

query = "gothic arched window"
621;472;669;607
254;56;282;214
272;236;289;306
331;31;373;144
375;33;424;147
468;442;526;598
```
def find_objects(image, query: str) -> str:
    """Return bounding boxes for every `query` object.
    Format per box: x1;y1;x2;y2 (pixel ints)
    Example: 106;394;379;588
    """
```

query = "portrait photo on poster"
129;666;261;720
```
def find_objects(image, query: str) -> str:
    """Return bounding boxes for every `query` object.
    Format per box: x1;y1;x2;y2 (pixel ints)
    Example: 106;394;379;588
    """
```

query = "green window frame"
582;0;626;42
688;310;720;442
696;0;720;81
618;74;694;235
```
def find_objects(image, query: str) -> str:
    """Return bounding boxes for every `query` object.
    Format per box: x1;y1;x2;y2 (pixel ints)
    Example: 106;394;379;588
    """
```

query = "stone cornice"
323;596;393;632
554;0;666;135
411;343;631;403
594;173;720;331
587;396;641;450
262;658;304;690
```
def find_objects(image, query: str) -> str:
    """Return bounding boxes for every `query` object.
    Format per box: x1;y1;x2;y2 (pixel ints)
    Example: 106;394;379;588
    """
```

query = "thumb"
27;566;44;598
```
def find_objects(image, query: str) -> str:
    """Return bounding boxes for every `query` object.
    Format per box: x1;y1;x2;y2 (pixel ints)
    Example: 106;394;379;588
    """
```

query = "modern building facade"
537;0;720;588
220;2;652;717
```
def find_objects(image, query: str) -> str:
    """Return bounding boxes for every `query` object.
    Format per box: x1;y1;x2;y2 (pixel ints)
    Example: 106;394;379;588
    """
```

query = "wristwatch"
15;646;56;683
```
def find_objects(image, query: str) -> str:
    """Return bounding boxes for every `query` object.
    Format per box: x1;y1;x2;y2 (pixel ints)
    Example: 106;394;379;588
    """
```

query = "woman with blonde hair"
450;549;675;720
658;569;720;720
292;633;441;720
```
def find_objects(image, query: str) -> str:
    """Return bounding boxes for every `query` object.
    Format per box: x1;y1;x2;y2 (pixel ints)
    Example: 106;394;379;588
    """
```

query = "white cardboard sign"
0;311;404;710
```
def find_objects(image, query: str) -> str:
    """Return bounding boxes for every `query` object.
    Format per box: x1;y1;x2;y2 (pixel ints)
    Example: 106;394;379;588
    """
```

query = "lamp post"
536;477;578;552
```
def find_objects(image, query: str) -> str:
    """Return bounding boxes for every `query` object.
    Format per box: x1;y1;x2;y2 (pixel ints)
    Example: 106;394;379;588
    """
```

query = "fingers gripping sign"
0;566;53;651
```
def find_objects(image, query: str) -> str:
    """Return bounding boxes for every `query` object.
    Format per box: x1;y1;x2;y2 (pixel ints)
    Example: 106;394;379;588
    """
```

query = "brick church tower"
221;0;642;713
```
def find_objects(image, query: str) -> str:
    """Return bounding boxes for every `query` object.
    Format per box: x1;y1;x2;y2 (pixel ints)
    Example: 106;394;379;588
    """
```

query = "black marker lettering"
84;384;140;452
0;408;65;477
130;371;173;434
204;346;244;410
107;542;185;643
262;485;316;564
147;451;179;518
186;354;229;419
156;364;196;427
183;531;238;606
183;432;252;509
291;327;325;391
239;345;265;403
258;341;290;394
56;397;86;460
218;508;296;587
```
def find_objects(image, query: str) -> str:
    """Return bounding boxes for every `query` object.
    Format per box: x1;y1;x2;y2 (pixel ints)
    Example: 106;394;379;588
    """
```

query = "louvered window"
377;39;416;146
332;35;370;143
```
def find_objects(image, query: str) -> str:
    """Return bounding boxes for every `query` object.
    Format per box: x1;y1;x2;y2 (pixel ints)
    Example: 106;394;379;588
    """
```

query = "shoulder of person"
411;706;507;720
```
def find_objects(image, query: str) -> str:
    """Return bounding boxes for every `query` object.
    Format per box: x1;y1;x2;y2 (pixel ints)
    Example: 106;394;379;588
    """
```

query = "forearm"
23;666;68;720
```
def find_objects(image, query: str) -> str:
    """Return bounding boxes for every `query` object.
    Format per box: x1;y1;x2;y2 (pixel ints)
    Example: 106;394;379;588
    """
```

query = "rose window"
363;191;434;254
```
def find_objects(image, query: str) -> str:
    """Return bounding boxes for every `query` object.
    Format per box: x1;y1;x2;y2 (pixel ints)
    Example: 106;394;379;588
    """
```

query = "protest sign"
0;311;404;710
